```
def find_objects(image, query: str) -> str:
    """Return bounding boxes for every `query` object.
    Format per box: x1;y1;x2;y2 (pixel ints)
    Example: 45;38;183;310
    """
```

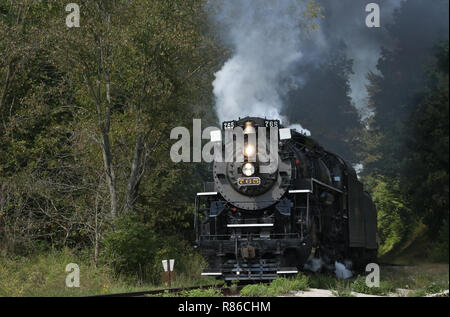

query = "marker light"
242;163;255;177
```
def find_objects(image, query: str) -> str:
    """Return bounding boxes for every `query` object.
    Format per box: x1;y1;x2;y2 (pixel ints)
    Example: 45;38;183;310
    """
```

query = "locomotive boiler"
194;117;377;281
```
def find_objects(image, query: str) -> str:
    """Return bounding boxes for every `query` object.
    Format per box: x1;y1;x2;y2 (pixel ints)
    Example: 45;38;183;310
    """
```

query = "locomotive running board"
201;272;223;276
227;223;274;228
276;268;298;274
218;267;298;281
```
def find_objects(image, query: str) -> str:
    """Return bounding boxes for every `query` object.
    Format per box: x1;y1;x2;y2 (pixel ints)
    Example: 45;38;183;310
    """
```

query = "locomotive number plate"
264;120;280;128
222;120;236;130
238;177;261;186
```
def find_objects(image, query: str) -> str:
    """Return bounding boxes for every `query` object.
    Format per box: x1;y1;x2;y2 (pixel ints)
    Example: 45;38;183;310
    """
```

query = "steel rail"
89;284;221;297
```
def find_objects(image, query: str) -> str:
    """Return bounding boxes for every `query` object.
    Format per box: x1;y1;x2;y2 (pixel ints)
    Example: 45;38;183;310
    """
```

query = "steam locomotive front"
213;118;292;211
196;117;312;280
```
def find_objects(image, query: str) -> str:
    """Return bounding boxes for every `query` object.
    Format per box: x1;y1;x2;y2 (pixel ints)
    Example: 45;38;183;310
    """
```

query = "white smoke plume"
303;255;323;272
209;0;313;132
335;261;353;279
208;0;406;125
289;123;311;136
313;0;403;114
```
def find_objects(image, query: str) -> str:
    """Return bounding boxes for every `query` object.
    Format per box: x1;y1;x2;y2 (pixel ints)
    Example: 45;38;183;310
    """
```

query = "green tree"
48;0;221;218
0;0;223;261
0;1;78;255
283;47;362;164
402;42;449;238
363;0;449;177
361;1;448;259
363;175;412;256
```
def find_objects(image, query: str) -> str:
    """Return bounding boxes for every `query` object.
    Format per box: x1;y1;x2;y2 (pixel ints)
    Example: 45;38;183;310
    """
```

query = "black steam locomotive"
194;117;377;281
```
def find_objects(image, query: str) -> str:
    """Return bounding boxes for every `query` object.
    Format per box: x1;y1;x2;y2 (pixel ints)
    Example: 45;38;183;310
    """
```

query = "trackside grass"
240;274;310;297
0;249;218;297
1;250;447;297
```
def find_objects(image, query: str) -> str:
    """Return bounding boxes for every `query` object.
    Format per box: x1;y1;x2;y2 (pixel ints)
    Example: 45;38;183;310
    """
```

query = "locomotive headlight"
242;162;255;177
244;144;256;157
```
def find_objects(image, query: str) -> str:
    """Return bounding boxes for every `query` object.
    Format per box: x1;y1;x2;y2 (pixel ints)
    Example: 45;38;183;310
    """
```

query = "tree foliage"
362;0;449;258
402;42;449;238
283;47;362;164
0;0;222;262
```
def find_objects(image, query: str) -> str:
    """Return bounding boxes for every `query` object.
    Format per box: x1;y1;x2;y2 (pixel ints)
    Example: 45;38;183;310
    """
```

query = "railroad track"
90;284;240;297
91;264;409;297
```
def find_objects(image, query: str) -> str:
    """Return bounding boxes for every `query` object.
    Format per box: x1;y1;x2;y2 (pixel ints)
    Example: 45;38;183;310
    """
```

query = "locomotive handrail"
288;179;343;194
213;199;281;203
311;178;344;194
199;233;301;240
288;189;312;194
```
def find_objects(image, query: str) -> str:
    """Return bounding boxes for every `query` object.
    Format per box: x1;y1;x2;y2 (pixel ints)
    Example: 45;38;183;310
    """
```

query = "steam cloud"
335;261;353;279
210;0;311;134
303;255;323;272
209;0;447;130
313;0;402;114
208;0;401;132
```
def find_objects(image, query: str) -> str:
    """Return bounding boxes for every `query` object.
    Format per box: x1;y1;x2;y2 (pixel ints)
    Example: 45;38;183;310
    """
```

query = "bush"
332;280;354;297
240;284;275;297
102;215;161;283
410;289;427;297
351;275;395;295
0;248;136;296
269;274;309;294
240;274;310;297
102;214;207;285
367;177;412;256
181;288;223;297
430;220;449;262
308;273;337;289
229;280;239;294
